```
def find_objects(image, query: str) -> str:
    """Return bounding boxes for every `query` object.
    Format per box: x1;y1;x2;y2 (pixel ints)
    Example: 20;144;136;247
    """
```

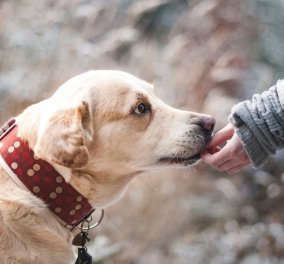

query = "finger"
218;159;248;172
201;147;231;166
208;146;221;154
226;164;249;174
201;150;217;165
216;146;250;168
207;123;234;149
201;149;211;161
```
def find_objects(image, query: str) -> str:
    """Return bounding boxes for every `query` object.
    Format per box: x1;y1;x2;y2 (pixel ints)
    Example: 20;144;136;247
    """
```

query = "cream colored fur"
0;70;213;263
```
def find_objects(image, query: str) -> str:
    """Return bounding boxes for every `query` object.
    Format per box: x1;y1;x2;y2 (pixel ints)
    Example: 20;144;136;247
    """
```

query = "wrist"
233;123;269;167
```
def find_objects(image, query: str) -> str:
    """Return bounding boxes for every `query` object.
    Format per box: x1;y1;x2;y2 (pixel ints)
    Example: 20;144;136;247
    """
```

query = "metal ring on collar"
79;209;104;231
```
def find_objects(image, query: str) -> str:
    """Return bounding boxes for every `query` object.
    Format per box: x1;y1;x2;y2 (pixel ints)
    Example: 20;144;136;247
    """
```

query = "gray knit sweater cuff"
229;83;284;167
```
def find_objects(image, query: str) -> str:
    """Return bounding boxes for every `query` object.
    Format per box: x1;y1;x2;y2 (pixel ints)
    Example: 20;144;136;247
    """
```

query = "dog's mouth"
158;134;212;166
158;153;201;166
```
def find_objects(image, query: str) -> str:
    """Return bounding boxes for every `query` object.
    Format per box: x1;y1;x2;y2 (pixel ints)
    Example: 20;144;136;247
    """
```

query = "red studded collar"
0;118;94;226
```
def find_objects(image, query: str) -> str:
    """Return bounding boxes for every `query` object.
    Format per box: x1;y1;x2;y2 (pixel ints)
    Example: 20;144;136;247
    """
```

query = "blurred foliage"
1;0;284;263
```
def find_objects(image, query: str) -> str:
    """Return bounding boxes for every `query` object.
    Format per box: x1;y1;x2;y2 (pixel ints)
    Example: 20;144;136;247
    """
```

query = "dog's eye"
134;102;148;115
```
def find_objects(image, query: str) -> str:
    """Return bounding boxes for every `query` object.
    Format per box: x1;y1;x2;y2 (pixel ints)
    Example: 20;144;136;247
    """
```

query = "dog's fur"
0;70;213;263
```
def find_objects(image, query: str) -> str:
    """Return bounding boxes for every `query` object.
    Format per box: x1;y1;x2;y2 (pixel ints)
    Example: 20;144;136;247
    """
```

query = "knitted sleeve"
229;80;284;167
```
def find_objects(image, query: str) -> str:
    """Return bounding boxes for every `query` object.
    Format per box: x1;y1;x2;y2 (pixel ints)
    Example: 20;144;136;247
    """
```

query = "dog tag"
72;231;90;247
75;247;92;264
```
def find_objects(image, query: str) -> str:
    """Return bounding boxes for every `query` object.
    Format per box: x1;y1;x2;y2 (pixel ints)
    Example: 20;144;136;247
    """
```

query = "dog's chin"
158;153;201;166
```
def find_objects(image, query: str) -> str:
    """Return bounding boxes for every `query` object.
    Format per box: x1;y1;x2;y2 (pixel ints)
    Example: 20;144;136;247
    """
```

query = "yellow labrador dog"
0;70;214;264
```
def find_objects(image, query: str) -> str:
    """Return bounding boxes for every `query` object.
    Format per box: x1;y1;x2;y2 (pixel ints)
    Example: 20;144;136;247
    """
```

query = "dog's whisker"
144;175;159;192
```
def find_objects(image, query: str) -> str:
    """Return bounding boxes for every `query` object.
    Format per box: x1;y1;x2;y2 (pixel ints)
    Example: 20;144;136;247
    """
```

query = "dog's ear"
34;101;93;169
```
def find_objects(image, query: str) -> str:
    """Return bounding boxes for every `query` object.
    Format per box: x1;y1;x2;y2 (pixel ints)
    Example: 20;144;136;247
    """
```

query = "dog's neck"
0;118;95;226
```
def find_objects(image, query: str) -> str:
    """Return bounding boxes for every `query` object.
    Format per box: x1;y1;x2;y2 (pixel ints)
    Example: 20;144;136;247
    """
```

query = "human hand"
201;123;250;174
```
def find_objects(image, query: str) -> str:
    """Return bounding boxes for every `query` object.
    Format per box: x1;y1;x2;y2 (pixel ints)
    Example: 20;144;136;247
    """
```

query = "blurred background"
1;0;284;263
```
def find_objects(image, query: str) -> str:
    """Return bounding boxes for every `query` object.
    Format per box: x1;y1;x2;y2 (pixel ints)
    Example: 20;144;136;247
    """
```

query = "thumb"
207;123;235;149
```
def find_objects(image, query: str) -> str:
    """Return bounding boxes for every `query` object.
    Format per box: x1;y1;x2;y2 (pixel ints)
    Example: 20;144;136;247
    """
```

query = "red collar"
0;118;94;226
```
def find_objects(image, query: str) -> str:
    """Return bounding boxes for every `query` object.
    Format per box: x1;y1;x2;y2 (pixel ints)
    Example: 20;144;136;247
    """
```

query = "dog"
0;70;214;263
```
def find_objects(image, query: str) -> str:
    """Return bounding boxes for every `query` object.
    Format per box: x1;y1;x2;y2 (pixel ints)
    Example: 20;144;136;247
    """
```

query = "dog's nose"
198;115;215;132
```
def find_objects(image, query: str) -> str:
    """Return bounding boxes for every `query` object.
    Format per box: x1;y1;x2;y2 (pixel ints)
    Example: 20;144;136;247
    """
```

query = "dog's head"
27;70;214;173
17;70;214;205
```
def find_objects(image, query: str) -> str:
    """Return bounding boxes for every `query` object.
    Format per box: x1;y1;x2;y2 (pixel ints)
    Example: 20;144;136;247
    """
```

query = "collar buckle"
0;118;16;140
